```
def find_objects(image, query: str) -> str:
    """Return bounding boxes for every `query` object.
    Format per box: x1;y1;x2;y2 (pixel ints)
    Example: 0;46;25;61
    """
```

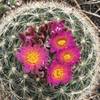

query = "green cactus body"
0;1;99;100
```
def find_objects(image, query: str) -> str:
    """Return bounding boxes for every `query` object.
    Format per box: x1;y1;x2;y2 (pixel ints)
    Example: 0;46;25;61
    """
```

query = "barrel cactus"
0;1;99;100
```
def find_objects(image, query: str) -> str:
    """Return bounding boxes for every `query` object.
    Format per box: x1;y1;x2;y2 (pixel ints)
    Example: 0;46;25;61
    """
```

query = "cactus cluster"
0;1;99;100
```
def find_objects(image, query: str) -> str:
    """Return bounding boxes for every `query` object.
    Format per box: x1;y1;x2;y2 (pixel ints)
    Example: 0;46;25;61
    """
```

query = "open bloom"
47;61;72;86
57;47;81;65
16;45;48;73
49;31;75;52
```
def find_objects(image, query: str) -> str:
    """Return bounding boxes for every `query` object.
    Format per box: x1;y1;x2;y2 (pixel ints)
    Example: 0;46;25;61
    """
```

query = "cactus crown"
0;1;99;100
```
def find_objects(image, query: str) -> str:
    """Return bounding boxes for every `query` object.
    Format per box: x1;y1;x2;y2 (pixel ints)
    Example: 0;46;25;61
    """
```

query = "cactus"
0;1;99;100
0;3;7;16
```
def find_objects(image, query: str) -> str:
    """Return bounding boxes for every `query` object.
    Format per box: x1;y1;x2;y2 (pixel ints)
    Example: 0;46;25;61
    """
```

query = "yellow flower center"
26;51;39;64
63;53;72;62
53;68;64;79
57;39;66;46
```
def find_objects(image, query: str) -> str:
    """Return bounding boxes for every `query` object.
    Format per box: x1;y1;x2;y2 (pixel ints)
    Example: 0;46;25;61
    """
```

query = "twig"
73;0;81;9
80;1;100;5
82;10;100;18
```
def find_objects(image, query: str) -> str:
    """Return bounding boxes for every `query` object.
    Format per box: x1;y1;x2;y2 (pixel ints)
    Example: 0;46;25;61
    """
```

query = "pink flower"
19;26;35;46
48;20;66;35
56;47;81;65
47;60;72;86
49;31;75;52
16;45;48;73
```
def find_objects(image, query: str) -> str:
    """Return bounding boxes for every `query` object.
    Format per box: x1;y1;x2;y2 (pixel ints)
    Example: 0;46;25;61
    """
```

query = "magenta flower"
16;45;48;73
19;26;35;46
47;60;72;86
49;31;75;52
48;20;66;35
56;47;81;65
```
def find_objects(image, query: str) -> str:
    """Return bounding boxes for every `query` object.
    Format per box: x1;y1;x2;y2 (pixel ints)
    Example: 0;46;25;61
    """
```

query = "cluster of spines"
0;2;98;100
